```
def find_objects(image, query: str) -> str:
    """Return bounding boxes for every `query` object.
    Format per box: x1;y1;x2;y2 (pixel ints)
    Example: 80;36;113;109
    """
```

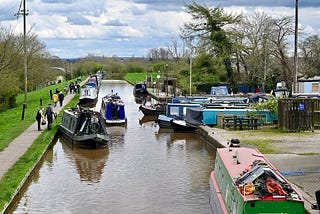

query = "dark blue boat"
100;94;127;126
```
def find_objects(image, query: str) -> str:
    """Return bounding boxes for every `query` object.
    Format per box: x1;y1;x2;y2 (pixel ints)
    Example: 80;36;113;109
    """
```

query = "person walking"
45;104;55;130
52;93;59;107
64;85;69;95
69;82;75;94
35;107;45;131
58;91;65;107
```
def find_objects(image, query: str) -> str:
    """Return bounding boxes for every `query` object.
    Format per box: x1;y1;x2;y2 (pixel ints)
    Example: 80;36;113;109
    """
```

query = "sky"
1;0;320;59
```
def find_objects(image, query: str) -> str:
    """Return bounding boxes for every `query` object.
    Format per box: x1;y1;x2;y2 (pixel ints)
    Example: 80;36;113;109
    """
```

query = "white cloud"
1;0;320;58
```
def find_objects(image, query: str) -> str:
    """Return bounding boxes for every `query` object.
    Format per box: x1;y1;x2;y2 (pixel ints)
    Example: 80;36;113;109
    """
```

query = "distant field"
124;72;164;84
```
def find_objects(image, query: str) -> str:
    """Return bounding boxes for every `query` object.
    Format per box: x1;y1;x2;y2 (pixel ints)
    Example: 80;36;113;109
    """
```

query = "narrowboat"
156;103;202;130
209;143;305;214
59;108;109;148
100;94;127;126
139;103;166;116
78;86;98;108
169;108;203;133
133;82;148;96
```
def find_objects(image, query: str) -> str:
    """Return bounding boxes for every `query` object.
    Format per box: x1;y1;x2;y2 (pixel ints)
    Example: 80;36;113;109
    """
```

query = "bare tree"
300;35;320;77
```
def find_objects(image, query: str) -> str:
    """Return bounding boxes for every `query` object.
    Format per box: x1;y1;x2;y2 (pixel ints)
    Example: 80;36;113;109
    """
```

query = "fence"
278;99;317;132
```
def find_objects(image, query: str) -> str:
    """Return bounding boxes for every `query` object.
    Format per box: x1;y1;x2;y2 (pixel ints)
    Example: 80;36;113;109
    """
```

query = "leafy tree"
180;3;242;86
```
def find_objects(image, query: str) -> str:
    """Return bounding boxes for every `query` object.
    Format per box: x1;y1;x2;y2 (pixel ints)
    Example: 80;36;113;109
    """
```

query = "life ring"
90;122;100;133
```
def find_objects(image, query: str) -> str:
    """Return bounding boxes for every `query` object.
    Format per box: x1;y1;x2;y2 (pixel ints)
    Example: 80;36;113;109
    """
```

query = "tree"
300;35;320;77
180;3;242;86
232;12;295;92
268;16;295;89
0;27;23;109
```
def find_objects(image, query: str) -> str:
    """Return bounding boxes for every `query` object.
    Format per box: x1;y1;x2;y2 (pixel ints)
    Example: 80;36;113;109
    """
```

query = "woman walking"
36;107;45;131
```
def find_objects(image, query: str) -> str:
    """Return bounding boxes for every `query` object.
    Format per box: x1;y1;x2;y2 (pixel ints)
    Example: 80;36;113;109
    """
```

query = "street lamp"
189;55;192;96
186;46;193;96
165;64;168;97
293;0;299;93
156;74;160;95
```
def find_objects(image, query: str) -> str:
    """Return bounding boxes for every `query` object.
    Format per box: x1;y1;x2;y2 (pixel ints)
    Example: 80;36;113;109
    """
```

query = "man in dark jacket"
58;91;64;107
45;104;55;130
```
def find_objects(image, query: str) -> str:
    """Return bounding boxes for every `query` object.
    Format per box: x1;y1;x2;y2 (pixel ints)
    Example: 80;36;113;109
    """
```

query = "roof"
298;76;320;82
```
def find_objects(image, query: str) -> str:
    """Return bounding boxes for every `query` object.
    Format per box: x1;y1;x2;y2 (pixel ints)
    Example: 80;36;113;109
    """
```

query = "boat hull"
170;120;198;133
139;104;166;116
156;114;173;129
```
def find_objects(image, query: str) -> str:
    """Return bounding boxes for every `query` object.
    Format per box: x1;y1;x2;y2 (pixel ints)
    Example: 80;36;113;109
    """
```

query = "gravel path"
214;127;320;155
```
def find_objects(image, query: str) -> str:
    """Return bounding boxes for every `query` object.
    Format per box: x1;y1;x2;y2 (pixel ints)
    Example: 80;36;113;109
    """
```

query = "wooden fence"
278;99;320;132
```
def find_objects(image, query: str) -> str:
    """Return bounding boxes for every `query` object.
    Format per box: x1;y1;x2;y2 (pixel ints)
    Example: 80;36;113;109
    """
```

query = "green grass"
241;139;278;154
124;72;164;85
0;79;81;211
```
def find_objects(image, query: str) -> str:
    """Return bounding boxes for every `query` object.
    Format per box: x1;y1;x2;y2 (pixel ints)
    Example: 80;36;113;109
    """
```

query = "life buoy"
90;122;100;133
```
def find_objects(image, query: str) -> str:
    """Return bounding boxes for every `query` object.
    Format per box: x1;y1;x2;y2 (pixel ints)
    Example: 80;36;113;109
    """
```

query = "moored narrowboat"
100;93;127;126
209;144;305;214
78;86;98;108
59;108;109;148
139;103;166;116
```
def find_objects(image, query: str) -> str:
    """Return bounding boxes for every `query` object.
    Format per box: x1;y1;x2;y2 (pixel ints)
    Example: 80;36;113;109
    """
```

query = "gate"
278;99;314;132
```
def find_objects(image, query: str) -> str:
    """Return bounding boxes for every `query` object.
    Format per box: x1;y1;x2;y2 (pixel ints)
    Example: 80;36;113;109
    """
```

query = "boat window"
225;183;229;204
170;107;179;116
232;199;238;214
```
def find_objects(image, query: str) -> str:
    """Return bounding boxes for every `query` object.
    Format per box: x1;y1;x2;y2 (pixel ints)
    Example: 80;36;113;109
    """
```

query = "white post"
189;56;192;96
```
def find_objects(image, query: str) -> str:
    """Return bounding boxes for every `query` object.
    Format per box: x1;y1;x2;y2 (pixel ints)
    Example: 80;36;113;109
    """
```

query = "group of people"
67;81;80;94
36;80;82;131
51;87;66;107
36;103;56;131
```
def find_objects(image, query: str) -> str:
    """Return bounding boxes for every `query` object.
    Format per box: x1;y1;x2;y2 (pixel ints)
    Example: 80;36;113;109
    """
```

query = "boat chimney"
229;139;240;148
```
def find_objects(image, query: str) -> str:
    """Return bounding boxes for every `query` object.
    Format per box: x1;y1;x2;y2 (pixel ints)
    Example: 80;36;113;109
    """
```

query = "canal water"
12;80;216;214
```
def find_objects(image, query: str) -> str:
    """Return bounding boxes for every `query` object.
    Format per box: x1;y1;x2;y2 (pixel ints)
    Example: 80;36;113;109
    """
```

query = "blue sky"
1;0;320;58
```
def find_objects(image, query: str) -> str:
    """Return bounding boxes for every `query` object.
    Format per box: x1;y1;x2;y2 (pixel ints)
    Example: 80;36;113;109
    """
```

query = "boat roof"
217;147;274;179
216;147;304;201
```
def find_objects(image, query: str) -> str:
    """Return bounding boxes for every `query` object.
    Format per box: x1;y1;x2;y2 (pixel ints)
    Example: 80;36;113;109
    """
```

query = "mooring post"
21;103;26;120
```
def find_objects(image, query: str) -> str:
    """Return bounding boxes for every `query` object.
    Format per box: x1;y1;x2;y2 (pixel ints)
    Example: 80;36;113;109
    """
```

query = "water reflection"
139;115;158;127
59;136;109;183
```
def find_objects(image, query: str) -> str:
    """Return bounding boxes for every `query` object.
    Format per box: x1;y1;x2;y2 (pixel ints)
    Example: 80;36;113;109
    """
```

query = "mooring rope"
281;168;320;176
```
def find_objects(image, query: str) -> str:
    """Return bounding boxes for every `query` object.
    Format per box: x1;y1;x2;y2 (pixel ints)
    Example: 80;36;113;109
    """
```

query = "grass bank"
124;72;164;85
0;82;80;212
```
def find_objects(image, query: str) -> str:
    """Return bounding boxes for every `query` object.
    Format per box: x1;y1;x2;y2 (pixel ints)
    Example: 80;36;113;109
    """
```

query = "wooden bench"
223;115;258;130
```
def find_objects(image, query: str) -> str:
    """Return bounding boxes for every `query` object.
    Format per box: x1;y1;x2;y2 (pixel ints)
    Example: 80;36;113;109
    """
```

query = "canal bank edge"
198;125;318;214
1;132;57;214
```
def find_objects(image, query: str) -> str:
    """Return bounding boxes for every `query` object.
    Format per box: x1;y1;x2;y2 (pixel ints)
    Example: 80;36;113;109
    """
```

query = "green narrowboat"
209;144;305;214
